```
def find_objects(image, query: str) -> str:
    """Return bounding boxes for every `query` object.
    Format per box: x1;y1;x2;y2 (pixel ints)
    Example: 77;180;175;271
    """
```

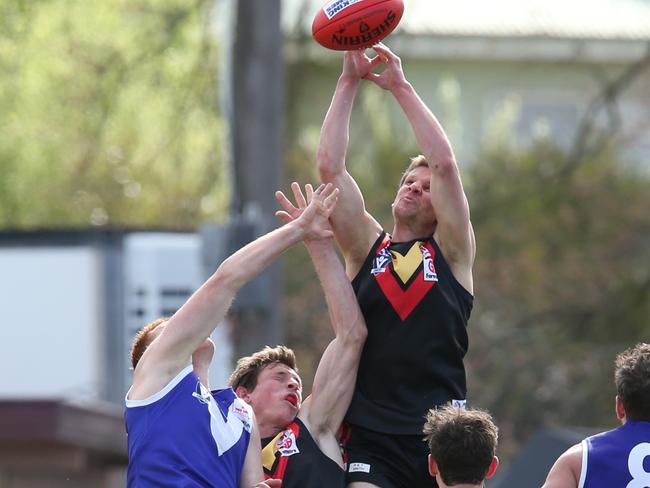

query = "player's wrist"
338;73;361;87
390;79;412;95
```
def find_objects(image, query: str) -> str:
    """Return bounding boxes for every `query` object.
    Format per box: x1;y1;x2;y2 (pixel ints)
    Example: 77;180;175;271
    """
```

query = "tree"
0;0;226;229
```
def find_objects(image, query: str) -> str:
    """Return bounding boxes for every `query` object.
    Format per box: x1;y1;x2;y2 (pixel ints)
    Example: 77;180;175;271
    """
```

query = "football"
312;0;404;51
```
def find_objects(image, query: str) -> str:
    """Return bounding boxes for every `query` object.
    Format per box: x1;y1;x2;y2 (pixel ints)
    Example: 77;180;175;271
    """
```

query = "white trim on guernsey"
578;439;588;488
125;365;194;407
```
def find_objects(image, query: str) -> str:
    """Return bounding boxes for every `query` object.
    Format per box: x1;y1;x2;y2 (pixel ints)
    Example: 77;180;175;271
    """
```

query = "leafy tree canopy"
0;0;227;229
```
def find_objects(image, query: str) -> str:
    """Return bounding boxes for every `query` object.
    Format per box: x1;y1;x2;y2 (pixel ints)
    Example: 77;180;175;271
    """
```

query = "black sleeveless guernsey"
345;232;473;435
261;417;345;487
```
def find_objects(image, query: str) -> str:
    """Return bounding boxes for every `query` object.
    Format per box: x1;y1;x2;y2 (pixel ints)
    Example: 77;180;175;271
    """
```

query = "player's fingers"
291;181;307;208
323;188;339;208
318;182;333;196
275;211;292;223
363;72;381;82
368;54;383;69
305;183;315;202
275;190;297;213
373;41;392;55
258;480;282;488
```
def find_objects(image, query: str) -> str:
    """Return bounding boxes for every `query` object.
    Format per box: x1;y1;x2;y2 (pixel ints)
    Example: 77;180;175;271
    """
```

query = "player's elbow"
341;315;367;348
431;155;458;177
316;149;342;182
211;259;242;295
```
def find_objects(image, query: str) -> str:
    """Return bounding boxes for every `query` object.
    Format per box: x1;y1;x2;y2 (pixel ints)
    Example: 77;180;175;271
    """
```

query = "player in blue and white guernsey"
125;183;339;488
317;42;474;488
542;343;650;488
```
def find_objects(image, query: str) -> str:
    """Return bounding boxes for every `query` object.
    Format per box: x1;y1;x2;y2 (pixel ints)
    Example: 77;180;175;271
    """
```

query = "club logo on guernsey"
275;430;300;457
371;235;439;320
192;381;252;455
371;247;392;276
421;245;438;282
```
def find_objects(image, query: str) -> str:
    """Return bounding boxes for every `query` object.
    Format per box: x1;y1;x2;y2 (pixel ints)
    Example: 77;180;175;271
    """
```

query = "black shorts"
339;422;437;488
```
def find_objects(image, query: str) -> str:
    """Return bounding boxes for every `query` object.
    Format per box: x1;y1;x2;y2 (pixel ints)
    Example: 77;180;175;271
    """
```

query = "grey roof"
284;0;650;40
283;0;650;62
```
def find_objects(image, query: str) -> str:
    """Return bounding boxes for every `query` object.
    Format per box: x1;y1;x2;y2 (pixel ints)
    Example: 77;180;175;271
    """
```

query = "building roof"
283;0;650;62
285;0;650;40
0;400;127;471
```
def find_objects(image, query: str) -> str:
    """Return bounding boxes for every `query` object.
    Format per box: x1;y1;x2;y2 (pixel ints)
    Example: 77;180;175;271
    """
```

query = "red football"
312;0;404;51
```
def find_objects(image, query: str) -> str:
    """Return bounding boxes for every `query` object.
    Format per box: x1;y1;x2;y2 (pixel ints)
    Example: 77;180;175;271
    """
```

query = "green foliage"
0;0;227;229
467;141;650;457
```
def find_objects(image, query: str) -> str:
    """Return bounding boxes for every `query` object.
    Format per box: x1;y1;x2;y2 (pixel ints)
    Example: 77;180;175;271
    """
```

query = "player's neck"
391;220;434;243
258;418;290;439
438;480;483;488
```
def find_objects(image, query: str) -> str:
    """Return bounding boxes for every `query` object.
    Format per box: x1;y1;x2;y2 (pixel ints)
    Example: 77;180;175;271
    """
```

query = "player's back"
580;420;650;487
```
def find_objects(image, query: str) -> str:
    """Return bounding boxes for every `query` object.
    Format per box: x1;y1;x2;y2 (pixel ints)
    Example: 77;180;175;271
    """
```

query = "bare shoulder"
542;443;583;488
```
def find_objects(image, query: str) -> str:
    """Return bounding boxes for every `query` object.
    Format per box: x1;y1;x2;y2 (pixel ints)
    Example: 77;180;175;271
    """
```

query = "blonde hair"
398;155;429;186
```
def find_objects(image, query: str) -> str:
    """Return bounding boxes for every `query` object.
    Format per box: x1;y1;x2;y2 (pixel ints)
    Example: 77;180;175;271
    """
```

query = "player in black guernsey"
229;183;368;488
317;43;475;488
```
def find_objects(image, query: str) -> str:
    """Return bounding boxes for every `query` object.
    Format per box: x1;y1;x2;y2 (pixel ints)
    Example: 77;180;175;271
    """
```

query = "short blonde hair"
398;155;429;186
229;345;298;391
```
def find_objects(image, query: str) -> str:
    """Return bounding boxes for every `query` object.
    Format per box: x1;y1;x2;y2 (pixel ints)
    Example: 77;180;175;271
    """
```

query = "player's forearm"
217;220;305;293
305;239;366;341
317;76;359;180
168;221;305;348
392;81;457;171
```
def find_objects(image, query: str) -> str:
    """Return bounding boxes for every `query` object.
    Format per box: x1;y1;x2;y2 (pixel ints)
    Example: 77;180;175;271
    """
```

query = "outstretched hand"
275;182;338;241
362;42;407;91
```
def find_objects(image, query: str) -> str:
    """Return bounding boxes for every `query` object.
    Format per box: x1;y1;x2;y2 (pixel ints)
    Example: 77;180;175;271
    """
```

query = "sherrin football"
312;0;404;51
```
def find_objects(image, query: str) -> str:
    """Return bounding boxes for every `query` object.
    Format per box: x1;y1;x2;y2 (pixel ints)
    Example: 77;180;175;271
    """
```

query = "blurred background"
0;0;648;486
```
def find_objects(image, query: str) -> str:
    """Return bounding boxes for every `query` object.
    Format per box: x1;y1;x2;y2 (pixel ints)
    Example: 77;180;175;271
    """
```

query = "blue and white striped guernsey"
125;365;253;487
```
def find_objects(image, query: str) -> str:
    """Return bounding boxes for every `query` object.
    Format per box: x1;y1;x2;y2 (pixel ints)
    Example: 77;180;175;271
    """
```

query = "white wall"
0;247;102;399
122;233;233;392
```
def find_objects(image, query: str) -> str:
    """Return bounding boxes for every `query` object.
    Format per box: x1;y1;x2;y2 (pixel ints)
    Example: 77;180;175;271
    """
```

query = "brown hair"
228;345;298;391
398;155;429;186
423;405;498;486
615;342;650;422
129;317;169;370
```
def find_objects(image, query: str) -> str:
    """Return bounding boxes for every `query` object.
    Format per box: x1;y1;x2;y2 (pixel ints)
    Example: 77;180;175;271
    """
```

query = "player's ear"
486;456;499;479
236;386;252;403
615;396;626;421
428;454;439;477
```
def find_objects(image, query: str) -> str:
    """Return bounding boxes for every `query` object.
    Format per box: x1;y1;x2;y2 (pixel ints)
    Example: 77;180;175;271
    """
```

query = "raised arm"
131;184;339;399
366;43;475;292
276;185;367;461
317;50;383;276
299;240;367;439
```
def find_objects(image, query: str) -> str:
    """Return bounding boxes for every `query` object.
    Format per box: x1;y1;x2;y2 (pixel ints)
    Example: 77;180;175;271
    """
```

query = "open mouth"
285;394;298;407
